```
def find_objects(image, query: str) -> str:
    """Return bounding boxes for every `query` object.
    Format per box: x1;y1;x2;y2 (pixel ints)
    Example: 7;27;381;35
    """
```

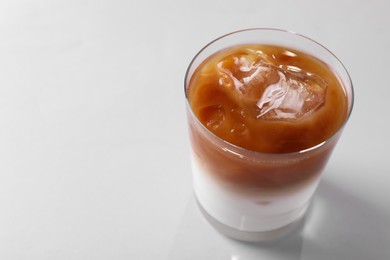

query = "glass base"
196;197;304;242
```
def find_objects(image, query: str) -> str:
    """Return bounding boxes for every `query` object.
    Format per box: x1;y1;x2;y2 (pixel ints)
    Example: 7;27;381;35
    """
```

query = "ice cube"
256;67;327;120
215;48;327;121
228;107;250;137
230;122;249;138
200;105;226;130
216;49;279;105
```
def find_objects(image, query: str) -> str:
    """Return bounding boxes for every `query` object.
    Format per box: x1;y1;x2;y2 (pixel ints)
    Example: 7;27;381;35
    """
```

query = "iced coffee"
185;29;353;241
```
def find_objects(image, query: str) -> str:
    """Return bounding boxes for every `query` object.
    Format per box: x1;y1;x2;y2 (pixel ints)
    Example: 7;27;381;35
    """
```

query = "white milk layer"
191;153;320;232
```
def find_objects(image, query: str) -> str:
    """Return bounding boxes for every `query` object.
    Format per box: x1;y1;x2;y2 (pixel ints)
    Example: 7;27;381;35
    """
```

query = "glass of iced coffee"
184;29;353;242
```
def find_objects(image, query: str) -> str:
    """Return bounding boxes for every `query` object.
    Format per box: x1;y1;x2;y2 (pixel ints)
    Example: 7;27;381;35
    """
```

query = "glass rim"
184;28;354;157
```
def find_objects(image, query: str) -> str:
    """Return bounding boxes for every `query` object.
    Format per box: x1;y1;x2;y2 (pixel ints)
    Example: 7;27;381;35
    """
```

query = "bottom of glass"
196;197;305;242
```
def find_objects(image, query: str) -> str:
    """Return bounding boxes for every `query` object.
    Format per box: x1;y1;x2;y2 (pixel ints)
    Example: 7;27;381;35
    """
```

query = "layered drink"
184;29;353;241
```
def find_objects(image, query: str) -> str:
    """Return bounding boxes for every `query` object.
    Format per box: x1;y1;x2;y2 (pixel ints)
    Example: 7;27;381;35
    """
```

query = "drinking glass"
184;28;354;241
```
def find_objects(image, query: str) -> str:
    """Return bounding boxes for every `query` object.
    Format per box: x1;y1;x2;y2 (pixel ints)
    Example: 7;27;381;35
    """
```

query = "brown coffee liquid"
187;45;348;154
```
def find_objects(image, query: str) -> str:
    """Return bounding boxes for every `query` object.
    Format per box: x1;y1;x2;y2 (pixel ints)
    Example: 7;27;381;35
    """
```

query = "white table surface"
1;0;389;259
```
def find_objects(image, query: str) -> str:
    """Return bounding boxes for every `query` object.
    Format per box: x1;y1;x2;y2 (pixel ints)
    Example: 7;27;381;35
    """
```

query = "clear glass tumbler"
184;28;353;242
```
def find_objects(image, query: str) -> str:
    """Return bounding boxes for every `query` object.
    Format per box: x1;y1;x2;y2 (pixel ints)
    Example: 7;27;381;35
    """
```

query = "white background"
0;0;389;259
